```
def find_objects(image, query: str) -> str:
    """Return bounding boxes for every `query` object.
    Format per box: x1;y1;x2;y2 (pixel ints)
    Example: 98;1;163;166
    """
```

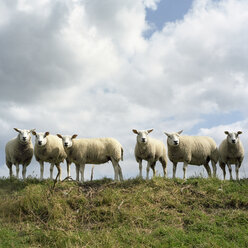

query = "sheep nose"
38;141;42;145
174;141;178;145
64;142;68;147
232;139;236;143
142;138;146;142
23;137;26;141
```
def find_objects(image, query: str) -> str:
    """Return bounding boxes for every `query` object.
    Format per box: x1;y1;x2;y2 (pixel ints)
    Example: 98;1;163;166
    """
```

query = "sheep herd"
4;128;244;181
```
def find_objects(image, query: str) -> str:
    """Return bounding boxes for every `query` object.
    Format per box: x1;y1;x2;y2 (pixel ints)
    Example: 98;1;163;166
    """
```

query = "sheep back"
219;139;244;165
66;138;123;164
135;137;167;162
5;137;33;166
167;136;218;165
34;135;66;164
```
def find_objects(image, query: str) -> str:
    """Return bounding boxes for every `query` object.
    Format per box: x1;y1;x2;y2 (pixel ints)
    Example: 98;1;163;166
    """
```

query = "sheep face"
32;131;50;146
164;130;183;147
132;129;153;144
224;131;242;144
14;128;33;144
57;134;78;148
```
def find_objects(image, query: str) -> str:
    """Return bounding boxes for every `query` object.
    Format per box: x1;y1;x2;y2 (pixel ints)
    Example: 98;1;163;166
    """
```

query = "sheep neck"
37;139;49;150
65;146;73;157
227;140;240;153
138;142;148;154
167;140;178;150
18;139;31;152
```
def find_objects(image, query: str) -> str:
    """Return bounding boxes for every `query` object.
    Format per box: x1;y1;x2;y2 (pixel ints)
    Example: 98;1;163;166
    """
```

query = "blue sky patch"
146;0;193;31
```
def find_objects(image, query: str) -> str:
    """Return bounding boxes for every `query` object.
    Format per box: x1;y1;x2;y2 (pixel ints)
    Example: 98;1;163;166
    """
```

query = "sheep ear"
32;130;37;136
224;131;229;135
14;128;21;133
57;134;63;139
132;129;138;134
44;132;50;137
71;134;78;139
237;131;242;135
147;129;154;133
30;129;36;134
164;132;170;137
177;130;183;135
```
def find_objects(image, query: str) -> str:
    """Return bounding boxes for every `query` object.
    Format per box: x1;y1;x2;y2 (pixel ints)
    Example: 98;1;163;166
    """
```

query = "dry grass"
1;176;248;247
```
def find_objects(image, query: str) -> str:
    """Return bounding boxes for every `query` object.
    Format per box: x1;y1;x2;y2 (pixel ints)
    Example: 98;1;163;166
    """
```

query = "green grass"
1;177;248;247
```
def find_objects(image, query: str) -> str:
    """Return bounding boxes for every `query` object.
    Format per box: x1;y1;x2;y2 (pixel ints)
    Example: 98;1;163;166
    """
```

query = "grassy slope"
0;177;248;248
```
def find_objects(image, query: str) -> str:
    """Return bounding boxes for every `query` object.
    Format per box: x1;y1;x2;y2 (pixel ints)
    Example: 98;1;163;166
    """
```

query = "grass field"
0;176;248;247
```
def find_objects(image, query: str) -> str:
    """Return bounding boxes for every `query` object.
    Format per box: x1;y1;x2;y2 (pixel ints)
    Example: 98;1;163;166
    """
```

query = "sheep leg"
203;163;212;178
138;160;142;178
39;161;44;180
22;164;27;180
160;158;167;178
146;161;151;180
55;163;62;181
8;163;13;178
235;163;240;180
183;162;188;180
223;167;226;180
80;164;85;183
151;162;156;178
10;167;13;178
15;164;20;179
91;165;94;181
227;162;233;180
111;159;119;181
67;161;71;177
50;163;54;180
219;162;226;180
117;163;123;181
173;162;177;179
75;164;80;181
211;160;217;178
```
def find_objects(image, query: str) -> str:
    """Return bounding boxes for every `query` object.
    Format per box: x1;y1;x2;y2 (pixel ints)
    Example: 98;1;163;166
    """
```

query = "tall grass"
1;177;248;247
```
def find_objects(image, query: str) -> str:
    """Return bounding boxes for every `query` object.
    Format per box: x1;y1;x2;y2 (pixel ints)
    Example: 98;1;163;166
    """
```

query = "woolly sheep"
219;131;244;180
132;129;167;179
5;128;34;179
32;131;67;181
57;134;124;182
164;130;218;179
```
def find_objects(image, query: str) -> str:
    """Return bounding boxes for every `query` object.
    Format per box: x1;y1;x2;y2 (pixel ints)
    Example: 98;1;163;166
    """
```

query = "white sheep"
132;129;167;179
57;134;124;182
32;131;67;181
164;130;218;179
219;131;244;180
5;128;34;179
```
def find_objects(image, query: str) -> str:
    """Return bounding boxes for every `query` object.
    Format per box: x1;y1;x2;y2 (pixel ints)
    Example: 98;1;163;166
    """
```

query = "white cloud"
1;0;248;180
143;0;160;10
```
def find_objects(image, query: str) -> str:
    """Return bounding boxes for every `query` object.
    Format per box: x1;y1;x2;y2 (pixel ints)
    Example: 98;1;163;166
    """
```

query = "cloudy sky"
1;0;248;180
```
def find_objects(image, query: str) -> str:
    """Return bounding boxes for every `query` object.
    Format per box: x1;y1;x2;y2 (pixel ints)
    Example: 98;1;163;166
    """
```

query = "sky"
1;0;248;180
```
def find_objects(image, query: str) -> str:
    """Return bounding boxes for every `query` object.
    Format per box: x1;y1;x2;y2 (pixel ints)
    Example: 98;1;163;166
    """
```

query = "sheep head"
57;134;78;148
224;131;242;144
132;129;153;144
164;130;183;147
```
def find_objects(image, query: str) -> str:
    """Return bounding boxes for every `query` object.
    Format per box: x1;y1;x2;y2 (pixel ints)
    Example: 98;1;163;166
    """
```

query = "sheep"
57;134;124;182
132;129;167;179
5;128;34;179
32;131;67;181
219;131;244;180
164;130;218;179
